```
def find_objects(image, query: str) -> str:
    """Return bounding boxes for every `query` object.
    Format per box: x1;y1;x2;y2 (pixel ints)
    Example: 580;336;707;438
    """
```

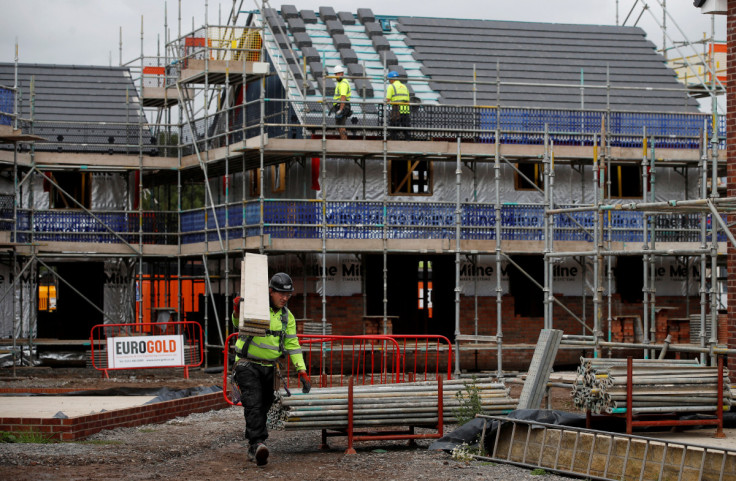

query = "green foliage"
531;468;548;475
453;376;483;426
451;443;478;462
0;430;55;443
157;132;179;158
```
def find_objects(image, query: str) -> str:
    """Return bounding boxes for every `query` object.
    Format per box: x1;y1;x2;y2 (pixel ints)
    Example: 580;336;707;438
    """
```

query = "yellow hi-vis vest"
232;306;306;371
387;80;410;114
333;77;351;105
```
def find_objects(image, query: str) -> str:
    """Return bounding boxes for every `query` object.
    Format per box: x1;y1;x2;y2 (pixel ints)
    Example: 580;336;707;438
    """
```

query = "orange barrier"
89;321;203;379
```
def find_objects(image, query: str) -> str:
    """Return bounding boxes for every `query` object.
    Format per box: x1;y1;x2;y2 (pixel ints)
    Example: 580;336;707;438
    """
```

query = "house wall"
727;0;735;371
287;292;698;371
320;159;698;204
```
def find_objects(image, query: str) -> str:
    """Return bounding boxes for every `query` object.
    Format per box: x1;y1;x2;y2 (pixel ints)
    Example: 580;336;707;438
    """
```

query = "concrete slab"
648;427;736;450
0;396;157;418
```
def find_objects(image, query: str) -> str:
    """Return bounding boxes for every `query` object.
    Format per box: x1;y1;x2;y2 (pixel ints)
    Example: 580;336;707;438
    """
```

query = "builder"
332;65;351;140
232;272;310;466
385;70;411;140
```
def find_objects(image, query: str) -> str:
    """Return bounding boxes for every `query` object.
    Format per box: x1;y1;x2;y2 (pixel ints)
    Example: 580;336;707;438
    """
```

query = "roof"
0;63;152;152
396;17;699;112
260;8;698;113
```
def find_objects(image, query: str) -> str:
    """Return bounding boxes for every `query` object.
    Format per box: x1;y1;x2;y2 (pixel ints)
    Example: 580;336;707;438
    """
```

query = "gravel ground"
0;407;574;481
0;368;575;480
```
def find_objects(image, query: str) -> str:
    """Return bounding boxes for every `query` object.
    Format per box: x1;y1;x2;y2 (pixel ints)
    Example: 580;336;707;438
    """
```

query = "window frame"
388;159;433;196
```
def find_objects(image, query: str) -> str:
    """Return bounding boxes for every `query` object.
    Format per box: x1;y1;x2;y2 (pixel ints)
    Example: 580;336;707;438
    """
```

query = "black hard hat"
269;272;294;292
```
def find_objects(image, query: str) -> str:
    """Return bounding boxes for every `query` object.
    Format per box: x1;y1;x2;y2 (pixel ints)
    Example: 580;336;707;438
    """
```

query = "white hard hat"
333;65;345;75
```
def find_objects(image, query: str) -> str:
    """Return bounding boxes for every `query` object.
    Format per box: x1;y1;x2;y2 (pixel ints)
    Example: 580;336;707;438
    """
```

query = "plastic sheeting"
0;261;35;338
103;258;135;324
20;172;49;209
319;158;699;205
91;173;128;210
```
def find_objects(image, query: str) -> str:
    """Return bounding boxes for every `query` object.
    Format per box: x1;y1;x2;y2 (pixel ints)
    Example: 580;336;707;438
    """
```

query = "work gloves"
232;296;241;318
298;370;311;393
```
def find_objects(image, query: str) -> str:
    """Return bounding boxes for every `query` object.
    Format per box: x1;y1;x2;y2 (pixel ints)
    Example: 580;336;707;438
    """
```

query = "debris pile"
572;357;732;415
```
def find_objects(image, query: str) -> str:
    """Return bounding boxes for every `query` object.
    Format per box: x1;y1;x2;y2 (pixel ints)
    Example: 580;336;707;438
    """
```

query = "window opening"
389;159;432;195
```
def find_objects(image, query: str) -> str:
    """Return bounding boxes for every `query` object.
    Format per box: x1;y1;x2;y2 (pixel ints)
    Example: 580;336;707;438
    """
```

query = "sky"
0;0;727;110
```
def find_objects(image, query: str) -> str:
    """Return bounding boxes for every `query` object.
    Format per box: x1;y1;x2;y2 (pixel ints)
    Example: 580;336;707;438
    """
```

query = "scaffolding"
0;1;732;376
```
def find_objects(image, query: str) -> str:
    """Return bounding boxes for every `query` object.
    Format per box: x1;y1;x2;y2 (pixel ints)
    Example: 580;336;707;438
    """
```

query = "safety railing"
89;321;203;379
7;202;727;245
222;333;453;406
1;97;726;154
12;209;179;245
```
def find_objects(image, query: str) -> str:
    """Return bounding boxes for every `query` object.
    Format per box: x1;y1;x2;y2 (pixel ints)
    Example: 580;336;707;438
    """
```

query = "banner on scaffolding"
106;334;185;369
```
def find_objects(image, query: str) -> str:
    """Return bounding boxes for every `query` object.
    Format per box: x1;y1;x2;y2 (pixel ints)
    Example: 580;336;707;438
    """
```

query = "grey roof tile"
325;19;344;36
318;6;337;21
332;34;351;50
0;63;151;152
300;9;318;24
397;16;697;112
357;8;375;25
338;11;356;25
280;4;299;19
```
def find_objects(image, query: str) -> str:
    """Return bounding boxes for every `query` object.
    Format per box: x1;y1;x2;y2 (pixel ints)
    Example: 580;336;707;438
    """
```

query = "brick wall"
728;0;736;371
294;293;697;371
0;391;229;441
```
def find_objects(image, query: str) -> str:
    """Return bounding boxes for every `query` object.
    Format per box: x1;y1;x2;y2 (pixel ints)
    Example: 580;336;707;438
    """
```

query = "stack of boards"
238;253;271;336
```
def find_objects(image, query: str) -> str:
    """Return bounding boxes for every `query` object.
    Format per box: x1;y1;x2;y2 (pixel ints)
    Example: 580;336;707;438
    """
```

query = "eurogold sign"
106;334;185;369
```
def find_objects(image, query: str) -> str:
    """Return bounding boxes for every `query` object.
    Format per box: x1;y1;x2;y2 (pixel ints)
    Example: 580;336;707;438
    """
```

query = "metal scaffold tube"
276;379;518;430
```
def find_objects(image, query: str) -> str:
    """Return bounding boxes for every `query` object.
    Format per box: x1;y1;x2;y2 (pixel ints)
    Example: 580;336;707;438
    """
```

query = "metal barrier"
89;321;203;379
388;335;453;383
222;333;453;405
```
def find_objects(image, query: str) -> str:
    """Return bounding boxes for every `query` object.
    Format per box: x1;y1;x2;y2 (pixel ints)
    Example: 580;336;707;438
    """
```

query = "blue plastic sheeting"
6;204;727;245
0;87;13;126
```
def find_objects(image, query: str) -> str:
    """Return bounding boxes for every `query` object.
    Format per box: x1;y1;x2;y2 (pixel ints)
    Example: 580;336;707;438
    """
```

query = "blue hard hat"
387;71;399;79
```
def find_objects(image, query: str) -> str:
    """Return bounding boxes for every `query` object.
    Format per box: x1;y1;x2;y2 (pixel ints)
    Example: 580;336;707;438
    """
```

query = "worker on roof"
385;70;411;140
332;65;352;140
231;272;310;467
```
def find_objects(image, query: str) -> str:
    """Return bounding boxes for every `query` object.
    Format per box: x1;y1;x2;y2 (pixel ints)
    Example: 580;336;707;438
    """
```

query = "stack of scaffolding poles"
572;357;732;416
275;378;518;430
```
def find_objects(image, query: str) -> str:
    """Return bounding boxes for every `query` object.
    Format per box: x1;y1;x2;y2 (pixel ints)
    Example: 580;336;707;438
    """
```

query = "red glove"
298;370;311;393
233;296;241;317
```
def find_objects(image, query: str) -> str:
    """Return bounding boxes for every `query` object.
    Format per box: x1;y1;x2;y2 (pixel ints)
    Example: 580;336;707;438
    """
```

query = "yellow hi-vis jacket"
232;306;306;371
386;80;410;114
333;78;352;105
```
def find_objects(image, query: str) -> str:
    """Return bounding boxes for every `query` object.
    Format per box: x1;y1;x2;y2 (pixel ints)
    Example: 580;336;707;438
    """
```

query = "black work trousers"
389;111;411;140
234;361;275;445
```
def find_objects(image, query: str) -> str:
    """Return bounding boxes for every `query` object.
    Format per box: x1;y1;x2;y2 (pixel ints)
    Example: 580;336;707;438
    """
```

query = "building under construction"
1;2;733;373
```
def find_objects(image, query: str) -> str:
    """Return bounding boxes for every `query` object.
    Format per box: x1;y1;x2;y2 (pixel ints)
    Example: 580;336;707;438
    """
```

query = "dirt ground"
0;367;576;481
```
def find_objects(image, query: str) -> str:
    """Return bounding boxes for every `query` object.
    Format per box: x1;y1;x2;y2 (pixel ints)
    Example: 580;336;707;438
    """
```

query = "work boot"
254;443;269;466
247;444;256;462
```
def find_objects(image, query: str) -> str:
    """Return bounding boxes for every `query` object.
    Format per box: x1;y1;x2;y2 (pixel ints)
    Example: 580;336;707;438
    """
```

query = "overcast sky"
0;0;725;66
0;1;726;111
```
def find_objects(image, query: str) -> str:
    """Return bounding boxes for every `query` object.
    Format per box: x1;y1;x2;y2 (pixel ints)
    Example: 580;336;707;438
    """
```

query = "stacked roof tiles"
260;6;697;113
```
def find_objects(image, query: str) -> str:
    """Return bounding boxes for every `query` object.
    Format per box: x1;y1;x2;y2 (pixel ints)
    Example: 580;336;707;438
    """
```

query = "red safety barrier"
89;321;203;379
222;333;402;406
344;375;444;454
297;335;402;388
221;333;453;406
386;335;453;382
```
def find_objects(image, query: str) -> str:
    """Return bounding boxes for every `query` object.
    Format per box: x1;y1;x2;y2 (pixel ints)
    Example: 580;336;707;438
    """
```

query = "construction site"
1;1;736;479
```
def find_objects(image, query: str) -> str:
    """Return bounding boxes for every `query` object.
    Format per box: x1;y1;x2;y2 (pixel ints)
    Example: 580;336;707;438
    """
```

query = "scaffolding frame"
0;1;731;375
